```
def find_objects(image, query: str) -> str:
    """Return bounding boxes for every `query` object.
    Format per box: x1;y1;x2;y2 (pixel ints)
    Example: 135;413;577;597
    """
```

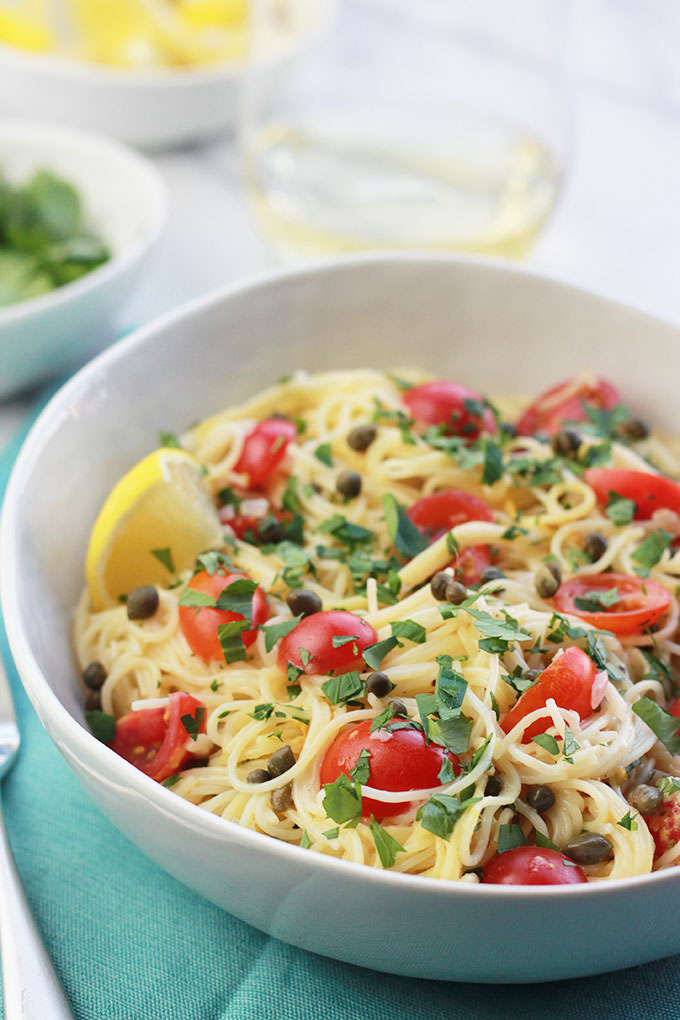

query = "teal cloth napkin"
2;386;680;1020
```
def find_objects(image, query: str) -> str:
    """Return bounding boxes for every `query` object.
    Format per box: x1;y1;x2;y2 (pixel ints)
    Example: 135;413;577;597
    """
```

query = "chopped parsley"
617;811;638;831
362;636;399;671
573;587;622;613
349;747;371;784
217;619;249;663
481;439;504;486
299;830;311;849
214;577;258;618
248;703;274;721
390;619;427;644
322;773;362;824
381;493;429;559
369;819;405;868
632;697;680;755
180;707;205;741
85;710;116;744
532;733;560;755
497;823;526;853
313;442;334;467
158;431;183;449
151;547;175;574
657;776;680;797
466;608;530;654
321;671;365;705
417;794;477;840
605;491;636;526
631;528;672;577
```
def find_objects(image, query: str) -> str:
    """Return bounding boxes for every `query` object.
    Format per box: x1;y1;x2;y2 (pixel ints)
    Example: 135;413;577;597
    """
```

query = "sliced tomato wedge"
234;418;297;488
320;719;460;820
585;468;680;521
277;610;377;675
500;646;598;742
110;691;206;782
516;377;621;436
483;846;587;885
407;489;494;584
645;798;680;862
403;380;495;439
553;574;671;636
179;569;269;662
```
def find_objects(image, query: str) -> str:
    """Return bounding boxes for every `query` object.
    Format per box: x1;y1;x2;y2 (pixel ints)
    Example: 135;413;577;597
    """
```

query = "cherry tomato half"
500;646;598;742
483;846;587;885
645;797;680;862
320;718;460;820
407;489;494;584
585;468;680;521
403;380;495;439
179;569;269;663
553;574;671;637
277;610;377;675
219;499;289;542
110;691;206;783
234;418;297;488
516;377;621;437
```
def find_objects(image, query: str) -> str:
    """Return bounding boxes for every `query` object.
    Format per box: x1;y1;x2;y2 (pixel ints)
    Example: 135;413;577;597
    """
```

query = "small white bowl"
0;121;166;399
0;1;324;150
4;255;680;983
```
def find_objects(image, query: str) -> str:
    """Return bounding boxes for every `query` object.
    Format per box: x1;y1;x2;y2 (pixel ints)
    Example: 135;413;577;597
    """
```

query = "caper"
564;832;613;865
347;423;377;452
552;429;582;457
188;758;210;769
286;589;322;617
126;585;159;620
444;580;468;605
584;531;608;562
267;744;296;777
485;775;503;797
500;422;517;438
84;690;102;712
82;660;107;691
389;699;408;718
430;571;451;601
526;785;556;814
479;566;505;584
628;783;663;816
258;517;285;544
336;470;362;499
523;668;542;684
247;768;272;784
535;562;561;598
618;417;649;442
366;672;394;698
271;783;293;812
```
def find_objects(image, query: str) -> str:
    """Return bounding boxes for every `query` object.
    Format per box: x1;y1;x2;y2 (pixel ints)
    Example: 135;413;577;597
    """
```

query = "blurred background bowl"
0;120;166;400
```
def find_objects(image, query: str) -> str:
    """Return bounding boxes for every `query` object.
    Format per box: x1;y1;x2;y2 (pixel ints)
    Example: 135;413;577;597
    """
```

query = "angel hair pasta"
76;369;680;885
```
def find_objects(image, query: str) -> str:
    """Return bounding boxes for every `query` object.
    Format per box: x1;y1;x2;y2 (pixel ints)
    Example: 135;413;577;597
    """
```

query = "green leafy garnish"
605;491;636;526
362;636;399;671
617;811;638;831
313;442;334;467
632;697;680;754
466;609;530;654
497;823;526;853
321;671;365;705
417;794;477;840
214;577;258;619
390;619;426;644
535;831;561;852
85;710;116;744
261;615;303;653
631;529;672;577
322;773;362;824
381;493;429;559
158;431;183;449
180;707;205;741
482;439;504;486
657;776;680;797
573;587;622;613
217;620;249;663
178;588;215;609
532;733;560;755
349;747;372;785
369;819;405;868
299;830;311;849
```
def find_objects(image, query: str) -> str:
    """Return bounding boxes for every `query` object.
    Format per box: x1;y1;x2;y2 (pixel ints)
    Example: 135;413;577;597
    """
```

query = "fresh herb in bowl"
0;168;110;307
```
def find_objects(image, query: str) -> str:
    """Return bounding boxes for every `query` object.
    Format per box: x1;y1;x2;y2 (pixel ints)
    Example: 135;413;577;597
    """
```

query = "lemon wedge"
86;448;222;611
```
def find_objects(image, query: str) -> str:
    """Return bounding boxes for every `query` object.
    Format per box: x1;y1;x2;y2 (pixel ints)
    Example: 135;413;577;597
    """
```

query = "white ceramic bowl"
0;121;166;399
3;256;680;983
0;1;323;150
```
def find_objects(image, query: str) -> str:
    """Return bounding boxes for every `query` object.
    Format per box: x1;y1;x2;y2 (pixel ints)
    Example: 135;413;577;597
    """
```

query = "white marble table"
1;0;679;450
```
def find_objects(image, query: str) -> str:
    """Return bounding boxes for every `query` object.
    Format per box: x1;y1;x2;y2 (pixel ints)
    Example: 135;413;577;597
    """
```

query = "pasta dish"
75;369;680;885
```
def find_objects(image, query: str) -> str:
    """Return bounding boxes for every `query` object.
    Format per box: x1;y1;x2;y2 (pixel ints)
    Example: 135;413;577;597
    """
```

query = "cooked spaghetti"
75;369;680;884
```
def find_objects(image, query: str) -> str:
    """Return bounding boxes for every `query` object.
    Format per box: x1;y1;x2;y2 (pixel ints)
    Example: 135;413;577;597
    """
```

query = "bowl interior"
4;256;680;721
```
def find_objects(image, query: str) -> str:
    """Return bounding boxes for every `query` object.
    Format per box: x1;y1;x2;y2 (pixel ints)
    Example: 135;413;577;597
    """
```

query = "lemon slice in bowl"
86;448;222;611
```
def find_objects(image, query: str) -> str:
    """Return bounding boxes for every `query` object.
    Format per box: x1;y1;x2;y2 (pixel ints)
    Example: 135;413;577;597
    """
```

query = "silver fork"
0;654;77;1019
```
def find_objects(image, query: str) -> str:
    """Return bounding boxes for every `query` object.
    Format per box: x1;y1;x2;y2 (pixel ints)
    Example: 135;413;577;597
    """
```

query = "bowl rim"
0;120;167;326
3;251;680;902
